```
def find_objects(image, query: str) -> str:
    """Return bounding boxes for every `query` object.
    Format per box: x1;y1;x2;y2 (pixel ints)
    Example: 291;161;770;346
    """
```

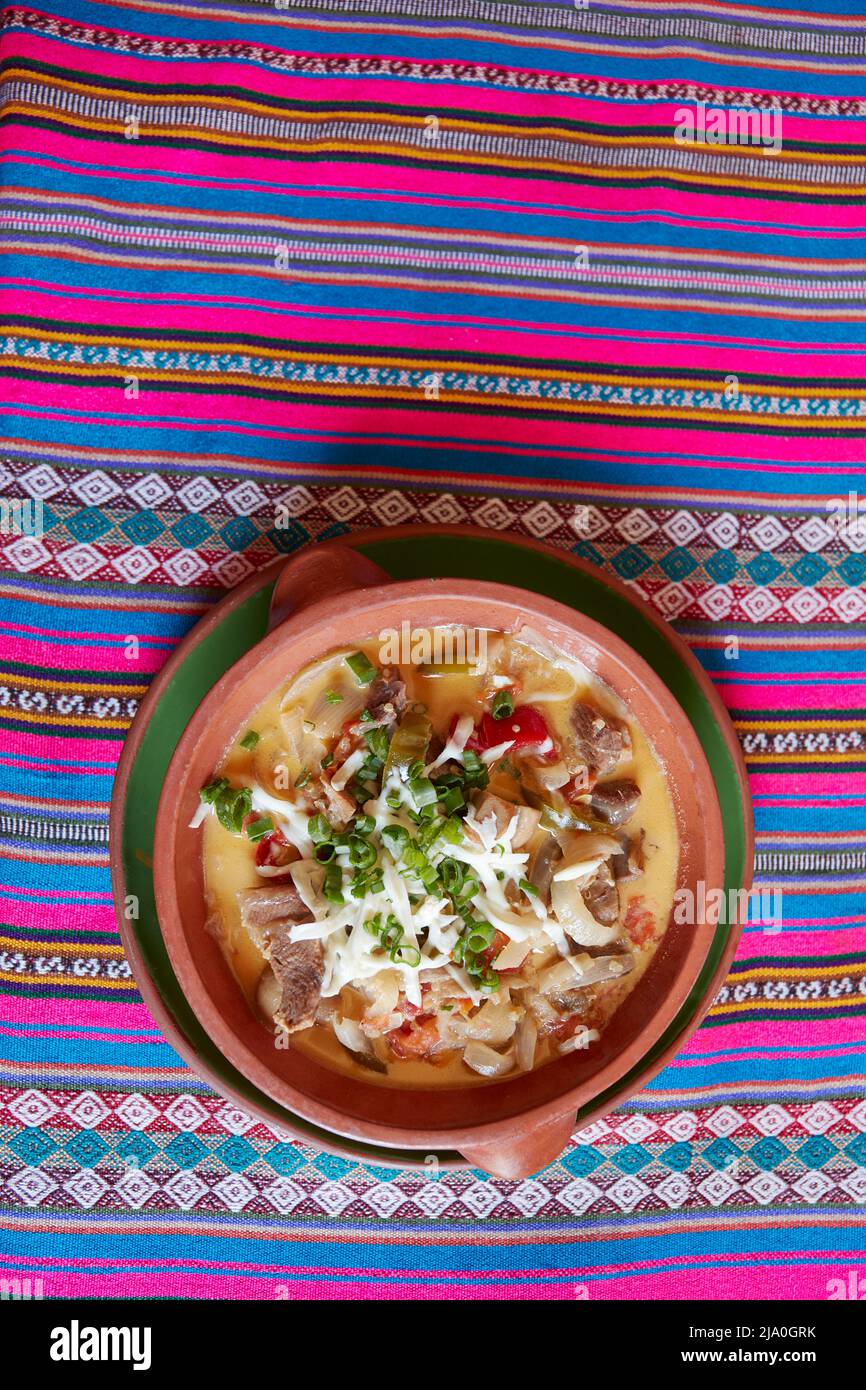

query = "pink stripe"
0;900;119;931
684;1014;866;1054
750;773;864;793
4;381;862;470
0;730;121;760
722;684;866;711
12;121;866;236
0;997;157;1031
734;927;866;957
0;1263;847;1301
0;634;168;675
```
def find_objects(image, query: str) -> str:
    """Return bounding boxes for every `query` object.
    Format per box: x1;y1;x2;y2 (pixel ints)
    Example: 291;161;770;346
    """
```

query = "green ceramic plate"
112;527;751;1168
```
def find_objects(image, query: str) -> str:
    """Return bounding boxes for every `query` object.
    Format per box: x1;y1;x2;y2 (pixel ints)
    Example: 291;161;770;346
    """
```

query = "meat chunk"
237;883;311;932
471;791;540;847
611;828;645;881
570;702;630;778
365;668;407;725
265;930;324;1032
580;861;619;925
311;774;356;829
239;885;323;1032
529;836;563;904
591;778;641;826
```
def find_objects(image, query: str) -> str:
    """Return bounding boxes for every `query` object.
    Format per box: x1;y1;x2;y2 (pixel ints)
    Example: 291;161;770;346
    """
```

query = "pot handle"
458;1110;576;1180
267;543;392;632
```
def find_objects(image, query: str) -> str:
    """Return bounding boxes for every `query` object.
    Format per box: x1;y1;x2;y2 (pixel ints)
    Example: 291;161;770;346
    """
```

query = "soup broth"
198;626;679;1087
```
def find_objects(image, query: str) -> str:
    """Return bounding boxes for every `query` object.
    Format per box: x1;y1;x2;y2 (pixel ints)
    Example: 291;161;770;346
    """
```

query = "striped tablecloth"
1;1;864;1300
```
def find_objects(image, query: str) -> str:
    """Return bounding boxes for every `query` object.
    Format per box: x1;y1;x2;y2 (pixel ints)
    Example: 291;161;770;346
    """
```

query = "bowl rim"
150;562;728;1152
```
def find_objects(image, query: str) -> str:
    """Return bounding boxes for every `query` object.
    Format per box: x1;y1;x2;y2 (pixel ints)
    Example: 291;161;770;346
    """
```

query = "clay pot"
153;543;727;1179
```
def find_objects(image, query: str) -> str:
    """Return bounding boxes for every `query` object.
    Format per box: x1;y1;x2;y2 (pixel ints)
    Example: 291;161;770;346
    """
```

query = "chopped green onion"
325;690;343;704
351;867;384;899
200;778;229;805
346;651;378;686
303;719;316;734
239;730;260;750
519;877;539;897
466;923;495;953
441;816;464;845
381;916;403;952
307;813;332;844
245;815;273;843
363;912;383;937
491;689;514;720
356;753;384;785
353;813;375;835
439;858;465;894
479;969;500;994
322;861;344;904
315;842;335;863
349;835;377;869
364;726;390;761
409;775;437;808
294;768;311;789
214;785;252;834
461;748;489;790
320;752;334;769
381;824;410;857
391;942;421;968
438;785;465;815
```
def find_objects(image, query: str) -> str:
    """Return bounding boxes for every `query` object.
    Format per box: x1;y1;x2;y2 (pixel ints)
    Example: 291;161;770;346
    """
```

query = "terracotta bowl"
153;543;726;1179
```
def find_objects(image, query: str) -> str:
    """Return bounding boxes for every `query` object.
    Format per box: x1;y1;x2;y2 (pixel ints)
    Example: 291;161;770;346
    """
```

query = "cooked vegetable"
346;650;378;686
463;1041;515;1077
469;705;554;757
383;709;432;779
550;877;622;948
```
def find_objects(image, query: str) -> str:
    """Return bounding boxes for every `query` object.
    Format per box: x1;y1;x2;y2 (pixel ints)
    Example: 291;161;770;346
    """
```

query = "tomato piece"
387;1017;440;1059
468;706;556;759
481;930;510;968
254;828;291;861
551;1012;584;1043
254;829;295;881
624;897;655;947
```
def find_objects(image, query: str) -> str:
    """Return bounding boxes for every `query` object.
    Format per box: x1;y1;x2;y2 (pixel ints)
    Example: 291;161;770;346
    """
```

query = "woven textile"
1;0;864;1300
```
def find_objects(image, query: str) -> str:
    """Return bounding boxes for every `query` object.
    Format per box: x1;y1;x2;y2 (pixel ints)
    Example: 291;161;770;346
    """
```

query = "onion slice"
463;1041;515;1077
